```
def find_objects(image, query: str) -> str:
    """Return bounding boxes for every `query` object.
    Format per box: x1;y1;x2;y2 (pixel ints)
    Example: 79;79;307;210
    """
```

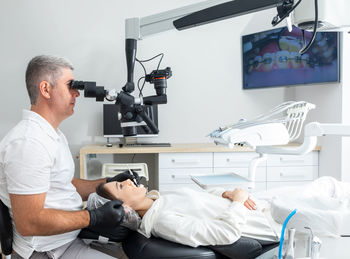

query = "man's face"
49;68;79;120
104;179;147;208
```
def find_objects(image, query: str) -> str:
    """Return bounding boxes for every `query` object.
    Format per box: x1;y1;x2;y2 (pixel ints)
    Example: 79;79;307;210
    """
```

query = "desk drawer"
159;168;212;184
213;167;266;182
159;153;212;168
267;152;318;166
159;183;204;192
159;182;267;192
214;152;265;168
267;181;310;190
267;166;318;181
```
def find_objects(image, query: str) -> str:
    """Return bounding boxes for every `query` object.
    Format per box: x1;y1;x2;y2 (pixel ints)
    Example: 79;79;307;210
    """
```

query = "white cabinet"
159;153;213;192
266;153;318;189
159;152;212;169
159;151;319;192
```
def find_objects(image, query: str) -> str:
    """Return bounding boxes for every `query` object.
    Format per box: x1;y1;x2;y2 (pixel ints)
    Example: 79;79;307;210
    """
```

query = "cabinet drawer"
267;166;318;181
214;152;265;168
159;168;212;184
213;167;266;182
267;181;311;190
159;153;212;168
159;183;204;192
159;182;266;193
267;152;318;166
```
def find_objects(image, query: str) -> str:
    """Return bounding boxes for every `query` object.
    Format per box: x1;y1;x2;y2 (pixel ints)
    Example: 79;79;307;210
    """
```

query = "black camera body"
145;67;172;96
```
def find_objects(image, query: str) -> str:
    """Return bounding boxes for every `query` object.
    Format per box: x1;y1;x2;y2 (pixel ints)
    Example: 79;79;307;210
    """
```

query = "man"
0;55;137;259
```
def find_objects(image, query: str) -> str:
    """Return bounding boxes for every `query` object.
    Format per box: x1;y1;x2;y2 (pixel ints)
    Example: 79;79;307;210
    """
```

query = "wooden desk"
80;143;320;191
79;143;255;178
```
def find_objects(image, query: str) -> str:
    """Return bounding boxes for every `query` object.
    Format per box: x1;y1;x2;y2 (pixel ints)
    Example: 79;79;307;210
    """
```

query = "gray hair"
25;55;74;105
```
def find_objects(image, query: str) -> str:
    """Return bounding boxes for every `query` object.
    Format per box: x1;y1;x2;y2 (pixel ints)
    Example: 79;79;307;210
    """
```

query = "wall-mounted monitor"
242;26;340;89
103;104;158;138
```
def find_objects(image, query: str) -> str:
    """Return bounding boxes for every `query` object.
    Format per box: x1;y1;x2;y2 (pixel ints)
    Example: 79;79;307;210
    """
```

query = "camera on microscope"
145;67;172;95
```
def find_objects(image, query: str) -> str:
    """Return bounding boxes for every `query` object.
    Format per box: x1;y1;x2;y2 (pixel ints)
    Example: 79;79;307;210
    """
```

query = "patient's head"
96;179;148;210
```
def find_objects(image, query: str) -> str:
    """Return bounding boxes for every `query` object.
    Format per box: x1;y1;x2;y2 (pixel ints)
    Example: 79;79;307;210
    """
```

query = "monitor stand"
106;137;113;147
119;137;171;147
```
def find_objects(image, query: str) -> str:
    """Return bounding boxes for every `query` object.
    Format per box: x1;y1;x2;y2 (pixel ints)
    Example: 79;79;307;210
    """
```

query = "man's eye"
68;81;73;89
119;184;123;190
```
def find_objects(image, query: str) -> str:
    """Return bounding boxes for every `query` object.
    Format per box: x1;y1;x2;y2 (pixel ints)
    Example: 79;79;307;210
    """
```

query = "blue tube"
278;209;297;259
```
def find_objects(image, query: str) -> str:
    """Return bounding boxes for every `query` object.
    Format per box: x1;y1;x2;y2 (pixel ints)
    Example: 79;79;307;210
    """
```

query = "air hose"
278;209;297;259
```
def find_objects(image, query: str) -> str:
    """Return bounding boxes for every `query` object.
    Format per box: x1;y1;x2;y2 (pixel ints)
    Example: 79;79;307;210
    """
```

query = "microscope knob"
125;112;133;120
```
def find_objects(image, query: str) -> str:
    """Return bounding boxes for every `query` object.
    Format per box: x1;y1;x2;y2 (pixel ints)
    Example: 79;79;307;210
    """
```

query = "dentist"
0;55;131;259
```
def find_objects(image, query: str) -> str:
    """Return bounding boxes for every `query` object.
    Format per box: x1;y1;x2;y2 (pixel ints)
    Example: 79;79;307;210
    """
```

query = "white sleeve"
4;138;53;194
206;187;226;197
152;201;247;247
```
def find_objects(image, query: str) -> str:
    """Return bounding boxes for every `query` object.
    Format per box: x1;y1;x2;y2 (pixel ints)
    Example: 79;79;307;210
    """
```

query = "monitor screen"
103;104;159;138
242;26;340;89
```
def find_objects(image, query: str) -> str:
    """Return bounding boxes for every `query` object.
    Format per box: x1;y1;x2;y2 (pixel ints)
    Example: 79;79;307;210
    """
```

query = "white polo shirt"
0;110;83;259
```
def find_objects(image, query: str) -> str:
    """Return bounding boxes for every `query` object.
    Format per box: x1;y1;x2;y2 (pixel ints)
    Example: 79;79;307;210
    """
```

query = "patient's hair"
96;182;120;201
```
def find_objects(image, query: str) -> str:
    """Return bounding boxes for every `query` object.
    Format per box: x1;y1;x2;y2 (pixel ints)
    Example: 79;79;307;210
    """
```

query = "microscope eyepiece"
70;80;106;102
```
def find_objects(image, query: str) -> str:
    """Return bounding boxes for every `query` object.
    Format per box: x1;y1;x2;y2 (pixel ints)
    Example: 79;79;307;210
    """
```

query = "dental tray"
191;173;253;190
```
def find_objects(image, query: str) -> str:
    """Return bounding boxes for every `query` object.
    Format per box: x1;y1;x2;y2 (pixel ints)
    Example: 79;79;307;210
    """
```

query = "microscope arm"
126;0;282;40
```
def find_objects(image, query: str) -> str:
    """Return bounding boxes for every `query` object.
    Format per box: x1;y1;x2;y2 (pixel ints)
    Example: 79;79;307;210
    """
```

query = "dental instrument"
284;228;296;259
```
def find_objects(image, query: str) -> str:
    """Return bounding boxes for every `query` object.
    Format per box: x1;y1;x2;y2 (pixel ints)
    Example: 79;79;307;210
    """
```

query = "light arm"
256;122;350;156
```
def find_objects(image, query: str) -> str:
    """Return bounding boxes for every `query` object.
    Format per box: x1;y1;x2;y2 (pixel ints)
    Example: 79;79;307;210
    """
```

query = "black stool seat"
0;199;13;256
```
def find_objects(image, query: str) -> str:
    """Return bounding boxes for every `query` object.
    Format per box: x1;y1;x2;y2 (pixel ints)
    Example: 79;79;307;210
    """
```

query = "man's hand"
88;200;125;231
222;189;256;210
106;170;140;185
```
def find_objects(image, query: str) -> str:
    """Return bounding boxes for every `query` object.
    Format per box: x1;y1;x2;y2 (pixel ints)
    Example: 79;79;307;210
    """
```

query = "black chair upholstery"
78;225;132;243
0;199;13;255
209;237;279;259
123;231;222;259
123;232;279;259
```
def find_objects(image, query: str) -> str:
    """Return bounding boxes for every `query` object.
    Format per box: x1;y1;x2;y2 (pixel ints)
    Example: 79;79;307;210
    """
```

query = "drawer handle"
171;175;189;179
280;172;305;178
171;158;199;164
226;158;251;163
280;158;305;163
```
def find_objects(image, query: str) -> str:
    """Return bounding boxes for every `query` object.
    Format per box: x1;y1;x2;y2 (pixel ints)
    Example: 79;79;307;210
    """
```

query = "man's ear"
39;81;51;99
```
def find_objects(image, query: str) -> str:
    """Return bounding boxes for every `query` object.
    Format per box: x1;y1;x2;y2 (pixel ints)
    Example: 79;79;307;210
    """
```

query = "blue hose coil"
278;209;297;259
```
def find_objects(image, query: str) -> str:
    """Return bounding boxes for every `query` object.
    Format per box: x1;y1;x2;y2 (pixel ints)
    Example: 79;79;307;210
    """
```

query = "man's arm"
10;193;90;236
72;178;107;201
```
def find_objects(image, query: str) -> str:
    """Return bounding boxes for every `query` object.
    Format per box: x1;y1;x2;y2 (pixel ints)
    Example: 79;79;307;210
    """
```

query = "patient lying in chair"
88;177;350;248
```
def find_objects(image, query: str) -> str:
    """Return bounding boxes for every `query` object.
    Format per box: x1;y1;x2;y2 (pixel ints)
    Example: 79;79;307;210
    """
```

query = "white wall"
287;32;350;181
0;1;288;176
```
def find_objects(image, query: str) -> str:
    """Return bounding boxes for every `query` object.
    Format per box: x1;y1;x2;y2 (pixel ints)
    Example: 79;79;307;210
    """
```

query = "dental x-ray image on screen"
242;26;340;89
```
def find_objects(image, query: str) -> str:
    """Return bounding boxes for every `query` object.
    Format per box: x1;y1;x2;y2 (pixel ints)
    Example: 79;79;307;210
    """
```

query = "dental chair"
79;226;279;259
80;163;280;259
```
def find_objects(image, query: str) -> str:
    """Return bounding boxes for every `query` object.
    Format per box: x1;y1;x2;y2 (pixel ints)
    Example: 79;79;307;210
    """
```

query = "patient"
93;177;350;248
94;180;281;247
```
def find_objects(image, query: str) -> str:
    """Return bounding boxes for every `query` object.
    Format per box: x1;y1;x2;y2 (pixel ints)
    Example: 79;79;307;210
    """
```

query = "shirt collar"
22;110;61;141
